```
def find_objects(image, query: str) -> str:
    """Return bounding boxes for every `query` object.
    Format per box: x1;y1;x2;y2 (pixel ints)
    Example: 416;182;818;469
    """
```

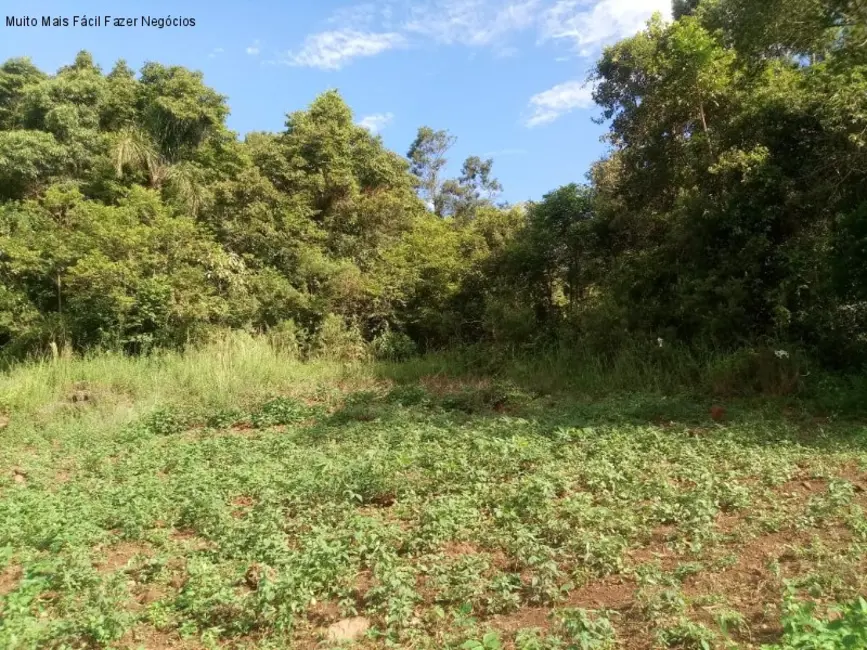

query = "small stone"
326;617;370;642
13;473;26;485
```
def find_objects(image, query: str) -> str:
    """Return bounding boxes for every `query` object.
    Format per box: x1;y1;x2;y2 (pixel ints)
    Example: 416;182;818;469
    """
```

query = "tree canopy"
1;0;865;366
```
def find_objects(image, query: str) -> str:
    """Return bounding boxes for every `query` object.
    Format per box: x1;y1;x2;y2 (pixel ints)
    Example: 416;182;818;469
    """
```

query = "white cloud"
403;0;539;47
328;3;380;27
525;80;594;127
208;47;224;59
283;29;406;70
540;0;670;55
280;0;669;70
358;112;395;133
246;40;261;55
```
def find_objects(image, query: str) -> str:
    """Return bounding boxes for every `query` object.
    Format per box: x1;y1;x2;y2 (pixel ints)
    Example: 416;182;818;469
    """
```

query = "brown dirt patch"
308;599;342;625
95;541;153;573
115;625;204;649
0;564;22;598
170;529;213;551
441;541;481;557
681;530;809;644
629;525;680;569
325;616;371;642
629;545;679;570
716;512;749;536
489;606;552;637
231;495;255;518
131;583;170;609
243;562;276;591
774;477;829;500
689;530;797;588
838;462;867;488
354;569;376;600
54;470;72;484
567;578;636;610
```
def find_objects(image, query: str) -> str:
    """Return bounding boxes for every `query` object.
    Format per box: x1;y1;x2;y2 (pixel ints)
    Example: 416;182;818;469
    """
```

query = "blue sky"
1;0;670;203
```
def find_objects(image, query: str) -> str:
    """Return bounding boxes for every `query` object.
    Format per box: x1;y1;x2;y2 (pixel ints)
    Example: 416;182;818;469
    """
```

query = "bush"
310;314;368;362
707;347;806;397
371;328;417;361
267;319;305;358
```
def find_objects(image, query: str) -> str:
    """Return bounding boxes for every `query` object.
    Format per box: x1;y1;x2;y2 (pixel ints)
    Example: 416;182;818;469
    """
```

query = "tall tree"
442;155;504;220
407;126;456;216
0;57;45;129
673;0;701;20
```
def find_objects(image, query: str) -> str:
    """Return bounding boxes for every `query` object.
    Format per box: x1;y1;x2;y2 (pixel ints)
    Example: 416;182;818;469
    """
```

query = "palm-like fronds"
113;127;166;189
165;162;207;216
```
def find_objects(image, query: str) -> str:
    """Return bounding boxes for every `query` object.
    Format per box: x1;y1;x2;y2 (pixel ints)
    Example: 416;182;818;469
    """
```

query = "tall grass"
2;332;864;432
0;332;365;428
377;341;867;417
377;341;788;396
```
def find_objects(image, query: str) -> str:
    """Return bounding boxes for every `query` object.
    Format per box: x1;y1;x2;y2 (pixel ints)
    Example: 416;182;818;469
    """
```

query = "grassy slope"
1;336;865;649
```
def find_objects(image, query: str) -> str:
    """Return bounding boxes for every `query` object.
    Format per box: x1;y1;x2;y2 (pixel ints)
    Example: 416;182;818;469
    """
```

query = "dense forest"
1;0;865;368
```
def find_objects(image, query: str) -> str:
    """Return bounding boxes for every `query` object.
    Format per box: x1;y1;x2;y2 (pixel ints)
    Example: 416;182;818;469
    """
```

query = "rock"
325;617;370;642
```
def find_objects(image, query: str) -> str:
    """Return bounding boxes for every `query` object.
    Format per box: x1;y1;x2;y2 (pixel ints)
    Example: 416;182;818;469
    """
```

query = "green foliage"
0;130;68;199
462;631;503;650
266;318;305;358
555;608;617;649
0;184;245;352
250;396;314;427
371;327;417;361
656;619;715;649
1;7;866;374
763;594;867;650
407;126;456;217
1;343;867;647
310;313;369;362
578;0;867;364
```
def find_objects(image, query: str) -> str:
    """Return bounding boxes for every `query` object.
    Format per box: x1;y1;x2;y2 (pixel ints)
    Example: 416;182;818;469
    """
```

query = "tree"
0;57;45;129
0;130;68;199
673;0;701;20
137;62;229;162
407;126;456;216
583;0;867;361
439;155;504;221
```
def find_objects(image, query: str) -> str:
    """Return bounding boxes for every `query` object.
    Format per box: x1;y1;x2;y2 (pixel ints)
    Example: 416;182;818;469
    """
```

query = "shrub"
267;319;305;358
707;347;806;397
309;314;368;362
371;328;417;361
762;595;867;650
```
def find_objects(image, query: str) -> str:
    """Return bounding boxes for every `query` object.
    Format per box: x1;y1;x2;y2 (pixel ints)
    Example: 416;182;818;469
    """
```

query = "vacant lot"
1;345;866;649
